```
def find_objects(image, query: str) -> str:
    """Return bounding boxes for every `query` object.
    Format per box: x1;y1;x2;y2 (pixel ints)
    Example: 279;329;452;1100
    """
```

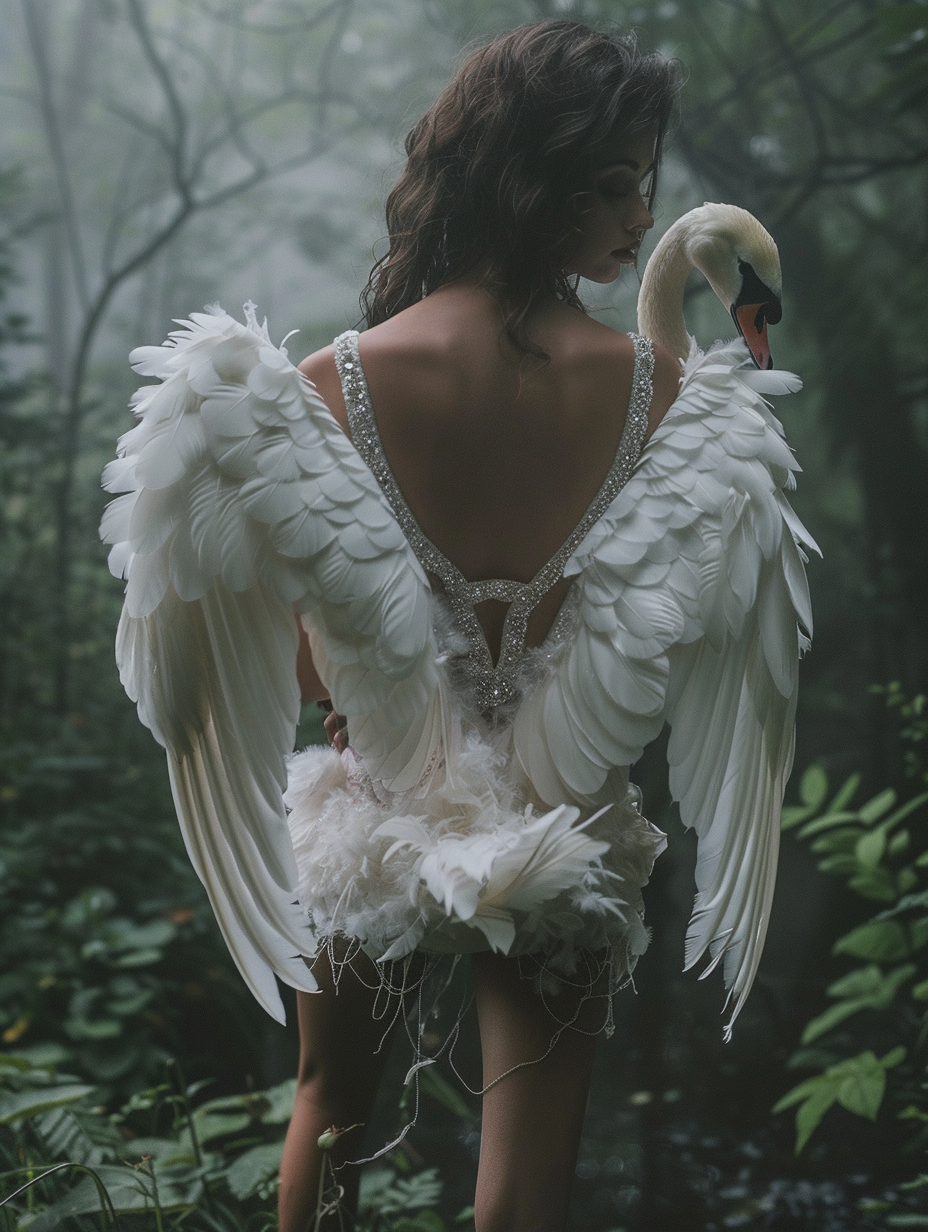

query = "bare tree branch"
20;0;90;311
123;0;193;204
17;0;367;710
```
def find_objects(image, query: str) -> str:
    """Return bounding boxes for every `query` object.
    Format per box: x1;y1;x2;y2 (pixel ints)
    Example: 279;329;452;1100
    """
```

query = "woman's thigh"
294;945;401;1105
278;946;401;1230
471;951;608;1232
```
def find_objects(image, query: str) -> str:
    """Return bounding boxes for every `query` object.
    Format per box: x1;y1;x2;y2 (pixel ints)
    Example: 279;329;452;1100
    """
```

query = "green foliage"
877;684;928;787
0;736;259;1101
774;690;928;1172
0;1053;470;1231
774;1047;906;1152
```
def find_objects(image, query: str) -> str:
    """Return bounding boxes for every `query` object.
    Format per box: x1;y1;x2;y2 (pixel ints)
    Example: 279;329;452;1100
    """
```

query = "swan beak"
732;303;772;370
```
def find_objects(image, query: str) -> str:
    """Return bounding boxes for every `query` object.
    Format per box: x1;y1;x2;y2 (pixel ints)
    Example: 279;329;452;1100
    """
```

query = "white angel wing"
513;339;817;1035
102;304;441;1020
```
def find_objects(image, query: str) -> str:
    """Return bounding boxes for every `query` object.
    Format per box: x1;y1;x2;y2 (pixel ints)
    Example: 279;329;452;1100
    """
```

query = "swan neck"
637;227;694;361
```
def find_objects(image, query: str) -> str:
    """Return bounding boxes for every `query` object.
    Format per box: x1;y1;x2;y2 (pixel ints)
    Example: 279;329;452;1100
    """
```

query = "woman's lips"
612;246;639;263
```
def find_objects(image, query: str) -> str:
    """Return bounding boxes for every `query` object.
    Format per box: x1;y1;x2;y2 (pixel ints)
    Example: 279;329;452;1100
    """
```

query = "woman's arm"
296;617;350;751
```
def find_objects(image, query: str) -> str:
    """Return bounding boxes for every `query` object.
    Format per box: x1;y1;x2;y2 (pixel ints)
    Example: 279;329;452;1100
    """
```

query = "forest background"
1;0;927;1229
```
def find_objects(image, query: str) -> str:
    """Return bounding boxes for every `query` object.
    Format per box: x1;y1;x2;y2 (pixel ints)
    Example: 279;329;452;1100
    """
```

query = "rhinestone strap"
334;330;654;712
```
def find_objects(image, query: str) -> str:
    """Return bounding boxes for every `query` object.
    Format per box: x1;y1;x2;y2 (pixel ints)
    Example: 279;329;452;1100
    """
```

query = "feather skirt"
285;733;666;991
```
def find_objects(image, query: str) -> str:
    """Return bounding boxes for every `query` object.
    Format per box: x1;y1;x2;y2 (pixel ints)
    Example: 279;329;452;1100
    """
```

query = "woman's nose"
633;203;655;233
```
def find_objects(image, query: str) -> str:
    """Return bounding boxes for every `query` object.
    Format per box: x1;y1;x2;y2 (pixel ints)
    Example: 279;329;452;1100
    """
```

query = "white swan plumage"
101;204;816;1036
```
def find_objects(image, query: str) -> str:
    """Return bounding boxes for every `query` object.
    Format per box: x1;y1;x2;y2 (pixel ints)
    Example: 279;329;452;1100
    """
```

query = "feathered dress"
101;304;815;1044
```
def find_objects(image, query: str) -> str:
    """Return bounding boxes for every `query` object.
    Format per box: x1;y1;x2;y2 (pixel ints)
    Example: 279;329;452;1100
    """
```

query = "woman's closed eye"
597;171;653;201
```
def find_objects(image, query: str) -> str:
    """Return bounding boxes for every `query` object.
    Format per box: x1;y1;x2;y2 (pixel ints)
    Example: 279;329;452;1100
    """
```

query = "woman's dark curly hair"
361;20;681;355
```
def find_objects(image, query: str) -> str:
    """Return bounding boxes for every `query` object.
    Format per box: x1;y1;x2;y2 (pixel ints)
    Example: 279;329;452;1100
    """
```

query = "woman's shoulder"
535;307;680;439
647;338;683;440
298;342;348;434
297;292;681;438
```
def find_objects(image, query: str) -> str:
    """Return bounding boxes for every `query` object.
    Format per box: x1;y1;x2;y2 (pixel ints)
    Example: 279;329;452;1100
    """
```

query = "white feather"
102;306;440;1020
513;340;815;1034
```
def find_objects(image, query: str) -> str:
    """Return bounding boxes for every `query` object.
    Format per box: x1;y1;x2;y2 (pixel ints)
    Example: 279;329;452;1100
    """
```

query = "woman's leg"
278;947;399;1232
471;951;608;1232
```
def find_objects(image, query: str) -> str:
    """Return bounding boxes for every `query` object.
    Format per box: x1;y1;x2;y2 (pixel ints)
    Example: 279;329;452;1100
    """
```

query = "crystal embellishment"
333;329;654;713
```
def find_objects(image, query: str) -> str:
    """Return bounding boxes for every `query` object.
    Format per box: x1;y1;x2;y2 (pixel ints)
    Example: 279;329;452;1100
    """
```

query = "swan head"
683;203;782;369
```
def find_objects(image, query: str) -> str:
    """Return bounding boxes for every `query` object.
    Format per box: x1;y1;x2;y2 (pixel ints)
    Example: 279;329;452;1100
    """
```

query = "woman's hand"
323;708;349;753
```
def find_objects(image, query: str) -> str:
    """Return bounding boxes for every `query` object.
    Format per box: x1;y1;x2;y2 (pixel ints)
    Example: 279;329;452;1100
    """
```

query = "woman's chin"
578;261;629;285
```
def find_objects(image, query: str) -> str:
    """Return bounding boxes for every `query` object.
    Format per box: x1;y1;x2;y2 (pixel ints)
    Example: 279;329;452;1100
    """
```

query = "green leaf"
187;1111;251;1146
225;1140;285;1199
0;1083;95;1125
897;868;919;894
848;869;898;901
888;829;911;856
881;1046;906;1068
795;1084;840;1153
833;919;909;961
859;789;898;824
779;1046;907;1155
24;1161;202;1226
829;772;863;813
856;827;887;869
799;765;829;809
817;854;859;876
394;1214;445;1232
887;1218;928;1228
195;1092;252;1116
827;965;886;998
772;1074;834;1114
65;1016;122;1041
912;979;928;1001
0;1054;33;1073
107;920;175;951
122;1136;198;1164
899;1106;928;1124
107;987;154;1016
883;793;928;828
809;827;864;854
881;890;928;916
111;948;164;968
803;965;916;1042
258;1077;297;1124
836;1053;885;1119
799;812;860;839
61;888;117;929
781;804;817;830
801;998;874;1044
384;1169;444;1213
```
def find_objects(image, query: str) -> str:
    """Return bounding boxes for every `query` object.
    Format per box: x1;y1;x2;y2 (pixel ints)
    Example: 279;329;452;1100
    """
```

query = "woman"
281;23;681;1231
103;19;813;1232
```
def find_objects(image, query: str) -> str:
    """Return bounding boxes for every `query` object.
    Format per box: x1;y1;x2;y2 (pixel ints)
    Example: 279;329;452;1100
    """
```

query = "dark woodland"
1;1;927;1228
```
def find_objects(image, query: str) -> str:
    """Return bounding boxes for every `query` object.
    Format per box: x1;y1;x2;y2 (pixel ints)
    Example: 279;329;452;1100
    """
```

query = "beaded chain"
333;330;654;712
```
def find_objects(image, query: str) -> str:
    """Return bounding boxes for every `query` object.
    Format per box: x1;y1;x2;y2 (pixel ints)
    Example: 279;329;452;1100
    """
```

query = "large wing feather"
103;305;441;1020
513;339;817;1035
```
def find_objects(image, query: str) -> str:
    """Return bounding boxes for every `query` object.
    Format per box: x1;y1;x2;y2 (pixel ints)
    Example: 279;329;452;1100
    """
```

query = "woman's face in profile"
563;127;658;284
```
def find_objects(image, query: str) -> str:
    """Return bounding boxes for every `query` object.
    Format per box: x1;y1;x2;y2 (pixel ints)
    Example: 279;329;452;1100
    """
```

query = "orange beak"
733;303;772;370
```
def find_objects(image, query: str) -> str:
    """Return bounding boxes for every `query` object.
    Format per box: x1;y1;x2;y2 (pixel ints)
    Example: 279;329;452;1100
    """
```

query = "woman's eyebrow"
596;159;656;174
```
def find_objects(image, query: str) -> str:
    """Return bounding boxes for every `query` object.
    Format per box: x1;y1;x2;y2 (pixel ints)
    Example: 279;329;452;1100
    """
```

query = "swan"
638;202;783;369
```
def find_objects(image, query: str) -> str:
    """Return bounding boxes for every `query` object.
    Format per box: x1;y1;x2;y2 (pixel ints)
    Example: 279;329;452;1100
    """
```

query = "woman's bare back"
300;286;680;658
